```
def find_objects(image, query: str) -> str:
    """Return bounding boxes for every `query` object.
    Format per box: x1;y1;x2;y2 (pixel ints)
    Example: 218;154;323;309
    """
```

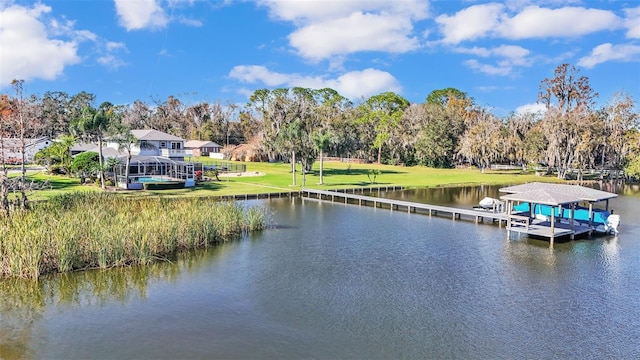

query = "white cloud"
289;12;420;61
496;6;621;39
465;59;512;76
624;7;640;39
457;45;532;76
98;42;129;70
258;0;429;61
578;43;640;68
228;65;292;87
228;65;401;100
515;102;547;116
259;0;429;23
437;4;621;44
0;3;80;86
97;54;127;69
436;3;504;44
114;0;168;31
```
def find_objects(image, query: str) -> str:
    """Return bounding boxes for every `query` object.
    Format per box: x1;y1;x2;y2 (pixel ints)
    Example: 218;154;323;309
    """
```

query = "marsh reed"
0;193;267;279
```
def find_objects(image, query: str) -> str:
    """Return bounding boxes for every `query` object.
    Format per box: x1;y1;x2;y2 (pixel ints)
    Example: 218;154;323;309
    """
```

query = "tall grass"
0;192;268;279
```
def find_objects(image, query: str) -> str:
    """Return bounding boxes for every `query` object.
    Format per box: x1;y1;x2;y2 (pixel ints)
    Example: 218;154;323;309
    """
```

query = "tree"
71;151;100;183
624;130;640;179
33;134;76;174
502;112;539;170
539;64;597;115
11;80;28;210
72;102;116;189
414;105;458;168
276;119;304;186
0;94;13;216
602;91;639;176
121;100;153;129
110;124;154;189
312;130;333;185
426;88;468;108
358;92;410;164
458;111;502;172
538;64;598;178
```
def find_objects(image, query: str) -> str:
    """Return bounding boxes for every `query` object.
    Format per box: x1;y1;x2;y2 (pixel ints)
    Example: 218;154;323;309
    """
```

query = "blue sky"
1;0;639;116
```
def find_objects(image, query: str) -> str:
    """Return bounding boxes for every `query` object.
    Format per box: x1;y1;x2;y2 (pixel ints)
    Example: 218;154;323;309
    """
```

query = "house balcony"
161;149;193;158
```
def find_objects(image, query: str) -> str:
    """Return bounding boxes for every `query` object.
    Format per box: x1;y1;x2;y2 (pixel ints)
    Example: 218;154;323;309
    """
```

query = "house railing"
161;149;193;157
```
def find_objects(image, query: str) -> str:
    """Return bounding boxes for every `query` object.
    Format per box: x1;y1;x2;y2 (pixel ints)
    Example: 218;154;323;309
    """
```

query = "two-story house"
105;129;191;160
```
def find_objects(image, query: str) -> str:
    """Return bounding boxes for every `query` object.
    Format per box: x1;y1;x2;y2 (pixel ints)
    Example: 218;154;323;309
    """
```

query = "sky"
1;0;639;116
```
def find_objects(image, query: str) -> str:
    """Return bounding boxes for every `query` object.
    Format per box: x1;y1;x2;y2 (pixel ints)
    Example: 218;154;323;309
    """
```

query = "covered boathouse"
498;182;618;246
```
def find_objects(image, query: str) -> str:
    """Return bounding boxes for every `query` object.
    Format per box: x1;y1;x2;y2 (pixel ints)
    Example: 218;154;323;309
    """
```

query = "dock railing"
507;214;530;231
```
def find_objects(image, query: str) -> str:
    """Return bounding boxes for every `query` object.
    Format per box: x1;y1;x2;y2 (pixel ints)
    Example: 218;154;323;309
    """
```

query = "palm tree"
57;134;77;174
72;102;115;189
312;130;333;185
112;125;154;189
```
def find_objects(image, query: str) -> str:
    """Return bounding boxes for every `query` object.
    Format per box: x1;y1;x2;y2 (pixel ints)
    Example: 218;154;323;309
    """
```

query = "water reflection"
0;183;638;359
0;247;232;360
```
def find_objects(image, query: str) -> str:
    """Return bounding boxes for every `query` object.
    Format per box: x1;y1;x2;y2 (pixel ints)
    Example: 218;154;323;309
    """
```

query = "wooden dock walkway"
505;217;593;240
301;188;508;225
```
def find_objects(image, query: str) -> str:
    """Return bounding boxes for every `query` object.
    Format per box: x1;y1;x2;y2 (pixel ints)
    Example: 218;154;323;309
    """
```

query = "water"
1;185;639;359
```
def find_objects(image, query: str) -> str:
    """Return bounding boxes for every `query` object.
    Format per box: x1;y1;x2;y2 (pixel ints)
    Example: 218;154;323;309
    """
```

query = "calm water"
1;185;640;359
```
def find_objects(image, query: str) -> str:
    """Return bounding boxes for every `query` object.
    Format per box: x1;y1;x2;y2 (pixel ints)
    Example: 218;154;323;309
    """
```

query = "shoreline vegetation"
0;192;267;279
2;160;618;279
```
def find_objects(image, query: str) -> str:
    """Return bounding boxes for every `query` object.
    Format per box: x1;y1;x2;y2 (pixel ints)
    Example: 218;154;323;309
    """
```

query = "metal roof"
500;189;583;206
499;182;617;202
130;129;184;142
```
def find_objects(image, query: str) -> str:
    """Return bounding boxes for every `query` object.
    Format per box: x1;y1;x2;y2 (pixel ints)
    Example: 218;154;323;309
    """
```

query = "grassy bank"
145;160;558;198
20;161;560;200
0;192;267;279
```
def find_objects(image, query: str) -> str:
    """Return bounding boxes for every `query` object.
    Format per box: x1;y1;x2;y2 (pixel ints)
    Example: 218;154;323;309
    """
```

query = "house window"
171;142;181;150
160;141;166;148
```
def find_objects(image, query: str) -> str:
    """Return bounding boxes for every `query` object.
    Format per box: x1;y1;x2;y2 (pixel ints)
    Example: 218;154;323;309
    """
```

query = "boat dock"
301;188;508;225
212;183;617;246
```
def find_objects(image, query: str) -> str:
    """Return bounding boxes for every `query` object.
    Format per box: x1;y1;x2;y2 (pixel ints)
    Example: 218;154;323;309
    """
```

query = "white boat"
595;214;620;235
476;197;504;212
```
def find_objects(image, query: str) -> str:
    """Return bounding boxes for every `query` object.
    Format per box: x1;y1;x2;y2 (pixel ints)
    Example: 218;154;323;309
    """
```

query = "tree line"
1;63;639;213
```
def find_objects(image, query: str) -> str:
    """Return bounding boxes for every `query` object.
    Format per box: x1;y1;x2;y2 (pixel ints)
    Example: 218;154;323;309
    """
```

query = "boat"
475;197;504;212
596;214;620;235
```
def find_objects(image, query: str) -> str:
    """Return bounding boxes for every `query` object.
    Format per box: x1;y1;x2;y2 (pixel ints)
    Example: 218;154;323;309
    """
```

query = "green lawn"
21;160;560;200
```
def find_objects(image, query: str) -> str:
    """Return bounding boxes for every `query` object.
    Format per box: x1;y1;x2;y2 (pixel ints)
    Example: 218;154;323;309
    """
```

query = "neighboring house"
105;129;190;160
72;142;126;159
1;137;52;164
71;142;99;156
184;140;222;158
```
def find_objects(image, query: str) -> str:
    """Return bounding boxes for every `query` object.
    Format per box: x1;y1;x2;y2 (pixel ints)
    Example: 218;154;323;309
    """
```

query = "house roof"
71;144;126;158
71;142;97;152
499;182;617;202
500;189;584;206
130;129;183;142
184;140;221;149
